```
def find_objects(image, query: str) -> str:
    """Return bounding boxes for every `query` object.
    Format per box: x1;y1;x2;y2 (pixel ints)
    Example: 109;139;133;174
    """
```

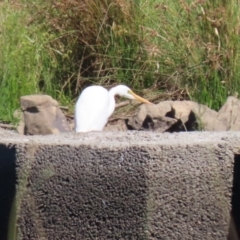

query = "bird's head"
115;85;152;104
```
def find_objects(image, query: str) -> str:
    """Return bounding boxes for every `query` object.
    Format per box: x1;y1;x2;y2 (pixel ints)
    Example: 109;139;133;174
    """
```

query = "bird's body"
74;85;151;132
75;86;113;132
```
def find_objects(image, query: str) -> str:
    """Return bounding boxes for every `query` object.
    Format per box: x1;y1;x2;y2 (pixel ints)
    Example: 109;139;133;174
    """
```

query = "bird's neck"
107;87;117;118
109;86;120;96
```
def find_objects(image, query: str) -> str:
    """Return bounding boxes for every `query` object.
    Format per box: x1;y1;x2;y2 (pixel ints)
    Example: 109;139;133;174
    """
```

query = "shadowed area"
229;154;240;240
0;144;17;240
18;146;149;239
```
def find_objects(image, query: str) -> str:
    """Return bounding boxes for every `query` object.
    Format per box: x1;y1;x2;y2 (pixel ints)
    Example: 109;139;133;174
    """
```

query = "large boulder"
20;95;71;135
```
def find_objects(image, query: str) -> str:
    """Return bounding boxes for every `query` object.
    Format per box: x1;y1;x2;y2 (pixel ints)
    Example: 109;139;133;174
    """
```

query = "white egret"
74;85;151;132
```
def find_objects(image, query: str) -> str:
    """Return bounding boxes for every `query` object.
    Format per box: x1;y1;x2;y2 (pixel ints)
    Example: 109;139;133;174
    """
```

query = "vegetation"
0;0;240;123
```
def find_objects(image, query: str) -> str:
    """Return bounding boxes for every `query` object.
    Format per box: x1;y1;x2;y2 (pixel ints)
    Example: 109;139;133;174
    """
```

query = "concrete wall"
0;129;240;239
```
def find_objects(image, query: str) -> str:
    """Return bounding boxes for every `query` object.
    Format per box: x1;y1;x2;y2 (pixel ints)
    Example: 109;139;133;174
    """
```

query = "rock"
104;119;128;131
69;121;74;131
127;115;178;132
128;101;226;132
20;95;71;135
217;96;240;131
14;109;25;135
127;101;175;131
170;101;226;131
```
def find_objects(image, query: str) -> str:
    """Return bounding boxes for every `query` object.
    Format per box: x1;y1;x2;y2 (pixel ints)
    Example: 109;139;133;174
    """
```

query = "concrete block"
0;129;240;239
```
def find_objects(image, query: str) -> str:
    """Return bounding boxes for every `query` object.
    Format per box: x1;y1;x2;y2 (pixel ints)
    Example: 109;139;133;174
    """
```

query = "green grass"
1;0;240;124
0;2;72;123
138;0;240;109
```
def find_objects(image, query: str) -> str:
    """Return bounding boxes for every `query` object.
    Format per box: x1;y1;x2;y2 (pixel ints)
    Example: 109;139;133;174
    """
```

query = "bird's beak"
129;91;152;104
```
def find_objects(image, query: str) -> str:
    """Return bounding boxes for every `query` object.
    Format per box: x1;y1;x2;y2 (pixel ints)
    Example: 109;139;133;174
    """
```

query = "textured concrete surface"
0;129;239;239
